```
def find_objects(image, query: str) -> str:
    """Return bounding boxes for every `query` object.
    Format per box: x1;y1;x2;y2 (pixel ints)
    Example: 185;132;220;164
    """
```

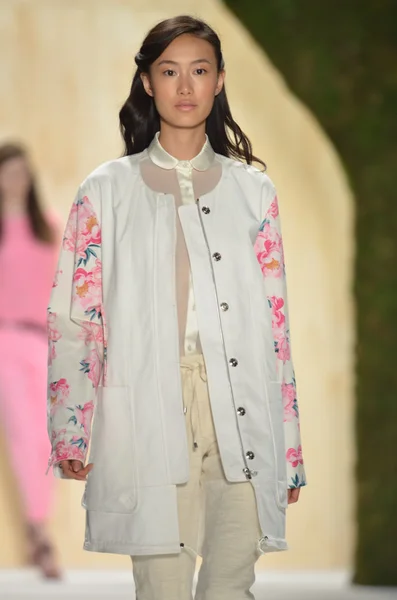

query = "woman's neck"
2;196;27;216
158;124;206;161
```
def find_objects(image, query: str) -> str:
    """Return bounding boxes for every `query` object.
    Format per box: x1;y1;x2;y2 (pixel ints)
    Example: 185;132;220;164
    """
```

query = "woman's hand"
59;460;93;481
288;488;300;504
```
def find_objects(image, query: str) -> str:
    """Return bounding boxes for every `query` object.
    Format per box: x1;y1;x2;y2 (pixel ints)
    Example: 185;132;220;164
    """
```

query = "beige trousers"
132;353;262;600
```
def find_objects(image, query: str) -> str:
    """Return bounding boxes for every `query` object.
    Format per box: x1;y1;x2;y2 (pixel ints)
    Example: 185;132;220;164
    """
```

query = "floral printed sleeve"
46;188;105;478
254;186;307;489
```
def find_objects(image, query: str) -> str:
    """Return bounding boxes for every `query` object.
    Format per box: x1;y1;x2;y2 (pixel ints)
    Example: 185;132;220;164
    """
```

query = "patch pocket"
82;386;138;514
267;382;288;509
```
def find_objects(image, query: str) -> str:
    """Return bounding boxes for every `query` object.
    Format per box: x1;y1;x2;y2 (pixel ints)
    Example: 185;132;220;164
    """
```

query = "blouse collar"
147;131;215;171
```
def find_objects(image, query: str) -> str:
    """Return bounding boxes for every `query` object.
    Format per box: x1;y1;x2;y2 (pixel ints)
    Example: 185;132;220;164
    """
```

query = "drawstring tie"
180;359;207;450
180;542;198;558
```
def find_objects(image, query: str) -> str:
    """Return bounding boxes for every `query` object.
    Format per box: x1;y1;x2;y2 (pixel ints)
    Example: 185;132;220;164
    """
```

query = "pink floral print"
74;401;94;435
254;198;284;279
255;192;306;488
70;434;89;452
269;295;285;329
62;196;102;320
286;445;303;468
78;322;104;346
67;401;94;439
80;349;102;388
51;439;85;467
268;295;291;363
48;378;70;417
47;192;105;473
47;312;61;364
73;260;102;316
267;196;279;219
49;378;70;403
282;381;298;422
63;197;101;256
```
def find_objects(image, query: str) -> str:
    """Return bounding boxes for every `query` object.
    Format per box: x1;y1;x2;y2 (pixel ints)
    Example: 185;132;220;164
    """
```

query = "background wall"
0;0;355;572
225;1;397;585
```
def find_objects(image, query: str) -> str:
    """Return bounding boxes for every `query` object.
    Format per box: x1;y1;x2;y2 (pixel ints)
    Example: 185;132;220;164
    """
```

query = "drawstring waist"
179;354;207;451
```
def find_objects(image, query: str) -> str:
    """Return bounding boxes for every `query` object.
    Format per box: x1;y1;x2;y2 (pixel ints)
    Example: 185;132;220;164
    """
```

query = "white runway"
0;569;396;600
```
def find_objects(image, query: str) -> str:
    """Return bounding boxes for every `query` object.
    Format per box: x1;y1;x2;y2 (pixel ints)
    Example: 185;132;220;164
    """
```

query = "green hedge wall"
223;0;397;586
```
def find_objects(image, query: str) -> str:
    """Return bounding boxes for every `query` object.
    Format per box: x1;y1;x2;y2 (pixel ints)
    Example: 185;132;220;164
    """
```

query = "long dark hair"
0;143;55;244
119;15;265;168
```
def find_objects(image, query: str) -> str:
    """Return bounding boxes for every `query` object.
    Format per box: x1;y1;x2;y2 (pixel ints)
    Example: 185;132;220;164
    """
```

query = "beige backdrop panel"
0;0;355;571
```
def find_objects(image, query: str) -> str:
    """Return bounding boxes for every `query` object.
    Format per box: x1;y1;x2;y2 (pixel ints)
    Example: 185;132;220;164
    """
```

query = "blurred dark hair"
0;143;55;244
119;15;265;168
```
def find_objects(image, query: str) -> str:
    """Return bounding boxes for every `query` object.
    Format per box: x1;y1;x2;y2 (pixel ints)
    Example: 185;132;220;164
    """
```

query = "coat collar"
147;131;215;171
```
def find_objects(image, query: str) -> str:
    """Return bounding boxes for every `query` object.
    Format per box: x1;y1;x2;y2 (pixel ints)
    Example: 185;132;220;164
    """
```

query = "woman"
0;143;61;579
47;15;306;599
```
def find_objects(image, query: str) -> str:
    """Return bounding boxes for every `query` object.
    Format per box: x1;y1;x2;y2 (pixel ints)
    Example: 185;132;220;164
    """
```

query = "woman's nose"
177;74;193;95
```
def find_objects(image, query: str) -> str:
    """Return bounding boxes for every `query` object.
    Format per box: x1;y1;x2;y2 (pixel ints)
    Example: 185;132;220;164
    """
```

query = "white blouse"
147;132;219;356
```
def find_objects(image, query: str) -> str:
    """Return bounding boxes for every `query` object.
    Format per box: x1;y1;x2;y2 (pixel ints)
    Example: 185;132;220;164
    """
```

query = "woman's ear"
215;69;226;96
141;73;154;97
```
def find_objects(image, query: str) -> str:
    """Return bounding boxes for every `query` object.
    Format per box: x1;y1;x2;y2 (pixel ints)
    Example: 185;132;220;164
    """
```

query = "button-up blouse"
142;131;222;357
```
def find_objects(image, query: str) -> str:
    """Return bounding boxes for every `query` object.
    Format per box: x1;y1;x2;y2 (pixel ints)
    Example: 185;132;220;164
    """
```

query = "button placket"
197;199;255;482
243;467;257;479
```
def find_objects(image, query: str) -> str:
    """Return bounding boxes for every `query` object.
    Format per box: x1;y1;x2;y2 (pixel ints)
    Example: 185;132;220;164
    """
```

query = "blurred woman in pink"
0;143;61;579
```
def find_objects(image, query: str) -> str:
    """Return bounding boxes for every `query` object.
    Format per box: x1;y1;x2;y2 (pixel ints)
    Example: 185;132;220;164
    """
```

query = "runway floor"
0;569;396;600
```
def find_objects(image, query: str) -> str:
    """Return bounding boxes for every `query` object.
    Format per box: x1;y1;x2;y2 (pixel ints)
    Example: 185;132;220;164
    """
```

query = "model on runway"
47;15;306;599
0;142;61;579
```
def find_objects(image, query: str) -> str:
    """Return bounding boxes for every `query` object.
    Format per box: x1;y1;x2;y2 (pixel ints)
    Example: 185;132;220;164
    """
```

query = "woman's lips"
175;103;197;111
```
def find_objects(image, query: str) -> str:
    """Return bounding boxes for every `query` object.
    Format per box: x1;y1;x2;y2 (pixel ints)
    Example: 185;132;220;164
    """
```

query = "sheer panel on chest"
140;157;222;357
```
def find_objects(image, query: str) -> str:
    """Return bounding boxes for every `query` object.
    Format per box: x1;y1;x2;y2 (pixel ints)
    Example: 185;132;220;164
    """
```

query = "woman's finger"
60;461;76;479
288;487;300;504
71;460;84;473
58;460;93;480
71;462;94;481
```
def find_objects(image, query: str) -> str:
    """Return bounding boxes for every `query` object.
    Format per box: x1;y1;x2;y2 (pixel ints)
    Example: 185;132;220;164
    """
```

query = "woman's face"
0;155;31;200
142;34;225;130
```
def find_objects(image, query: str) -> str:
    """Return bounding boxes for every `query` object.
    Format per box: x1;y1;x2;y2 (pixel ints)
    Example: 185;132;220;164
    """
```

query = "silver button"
237;407;246;416
229;357;238;367
202;206;210;214
243;467;258;479
220;302;229;311
246;451;255;460
212;252;222;261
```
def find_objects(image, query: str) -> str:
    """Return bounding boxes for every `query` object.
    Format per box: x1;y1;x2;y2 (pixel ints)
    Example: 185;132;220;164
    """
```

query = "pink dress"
0;213;59;523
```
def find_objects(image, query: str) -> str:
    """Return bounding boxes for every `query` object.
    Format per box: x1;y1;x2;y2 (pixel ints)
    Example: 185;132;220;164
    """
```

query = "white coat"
47;148;306;556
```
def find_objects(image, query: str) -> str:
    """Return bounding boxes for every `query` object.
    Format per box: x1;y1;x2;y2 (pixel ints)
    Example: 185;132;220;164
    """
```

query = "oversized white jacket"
47;147;306;556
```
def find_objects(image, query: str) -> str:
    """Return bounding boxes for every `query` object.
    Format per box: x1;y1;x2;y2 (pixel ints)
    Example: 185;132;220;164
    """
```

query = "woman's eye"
164;69;175;76
195;68;207;75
